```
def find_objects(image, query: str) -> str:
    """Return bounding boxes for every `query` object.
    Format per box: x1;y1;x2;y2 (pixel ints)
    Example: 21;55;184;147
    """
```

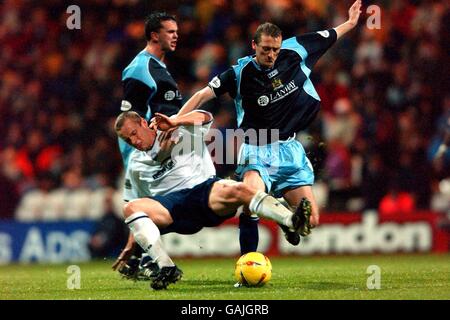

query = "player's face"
119;118;156;151
157;20;178;52
252;34;282;69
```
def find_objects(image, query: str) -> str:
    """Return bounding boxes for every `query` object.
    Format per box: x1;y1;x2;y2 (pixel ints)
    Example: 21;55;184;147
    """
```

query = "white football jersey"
123;117;216;201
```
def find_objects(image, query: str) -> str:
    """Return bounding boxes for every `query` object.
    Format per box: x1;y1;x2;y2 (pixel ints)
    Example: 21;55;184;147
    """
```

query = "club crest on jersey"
257;95;270;107
272;78;283;90
164;91;176;101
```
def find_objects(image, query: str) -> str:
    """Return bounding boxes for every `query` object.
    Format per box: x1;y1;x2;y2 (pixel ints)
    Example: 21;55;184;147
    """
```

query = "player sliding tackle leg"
123;178;305;290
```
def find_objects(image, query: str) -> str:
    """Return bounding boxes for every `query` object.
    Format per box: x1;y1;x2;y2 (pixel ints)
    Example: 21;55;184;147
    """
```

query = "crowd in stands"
0;0;449;220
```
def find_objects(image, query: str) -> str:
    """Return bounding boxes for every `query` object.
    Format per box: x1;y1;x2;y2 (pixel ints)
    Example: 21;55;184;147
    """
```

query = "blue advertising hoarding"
0;221;96;264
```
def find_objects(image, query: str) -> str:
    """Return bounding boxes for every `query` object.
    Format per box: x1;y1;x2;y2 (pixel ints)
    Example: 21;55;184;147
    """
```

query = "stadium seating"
15;188;125;221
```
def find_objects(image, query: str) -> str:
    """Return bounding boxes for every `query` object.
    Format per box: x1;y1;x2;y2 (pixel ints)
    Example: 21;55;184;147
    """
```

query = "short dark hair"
253;22;282;44
144;11;177;41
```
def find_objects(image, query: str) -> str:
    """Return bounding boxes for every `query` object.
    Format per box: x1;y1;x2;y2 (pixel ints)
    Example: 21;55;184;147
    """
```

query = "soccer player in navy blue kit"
119;12;182;169
177;1;363;246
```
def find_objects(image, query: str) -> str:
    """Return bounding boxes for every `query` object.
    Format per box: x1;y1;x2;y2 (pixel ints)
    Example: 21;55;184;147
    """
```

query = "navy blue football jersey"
209;29;337;140
119;50;183;168
121;50;182;120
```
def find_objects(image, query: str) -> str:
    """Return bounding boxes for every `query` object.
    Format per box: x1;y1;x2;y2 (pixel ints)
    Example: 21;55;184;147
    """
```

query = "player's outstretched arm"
177;86;216;116
153;110;212;131
334;0;362;39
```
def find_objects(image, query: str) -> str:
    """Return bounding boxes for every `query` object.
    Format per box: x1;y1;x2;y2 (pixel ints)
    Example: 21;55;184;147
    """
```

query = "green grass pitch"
1;254;449;300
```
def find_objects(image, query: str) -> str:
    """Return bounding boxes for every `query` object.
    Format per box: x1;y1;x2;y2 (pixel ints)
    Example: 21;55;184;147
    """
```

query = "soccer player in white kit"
115;110;309;289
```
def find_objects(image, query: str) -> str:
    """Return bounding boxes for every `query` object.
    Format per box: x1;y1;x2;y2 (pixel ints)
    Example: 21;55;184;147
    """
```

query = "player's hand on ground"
112;247;133;271
347;0;362;27
153;113;178;131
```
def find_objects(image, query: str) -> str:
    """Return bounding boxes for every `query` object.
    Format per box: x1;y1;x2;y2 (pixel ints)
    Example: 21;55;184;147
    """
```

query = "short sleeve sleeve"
208;68;237;98
121;78;154;117
295;28;337;68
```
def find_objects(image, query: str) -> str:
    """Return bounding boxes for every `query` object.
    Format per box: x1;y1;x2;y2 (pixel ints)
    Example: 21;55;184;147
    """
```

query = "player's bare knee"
123;199;145;218
123;202;133;218
231;182;254;202
215;182;240;203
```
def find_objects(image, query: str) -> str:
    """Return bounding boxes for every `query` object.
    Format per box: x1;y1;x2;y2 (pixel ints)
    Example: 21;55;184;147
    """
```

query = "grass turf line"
1;254;449;300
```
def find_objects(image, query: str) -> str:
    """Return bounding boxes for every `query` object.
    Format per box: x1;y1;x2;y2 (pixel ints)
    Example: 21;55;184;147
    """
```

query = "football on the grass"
234;252;272;286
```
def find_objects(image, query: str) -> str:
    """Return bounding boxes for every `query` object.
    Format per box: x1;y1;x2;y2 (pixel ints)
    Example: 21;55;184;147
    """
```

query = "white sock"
277;197;293;211
249;191;294;228
125;211;174;268
148;238;174;268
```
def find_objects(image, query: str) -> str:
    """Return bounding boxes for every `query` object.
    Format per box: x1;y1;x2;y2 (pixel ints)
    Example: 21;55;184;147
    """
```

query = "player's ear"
252;40;257;50
140;117;148;127
150;31;159;43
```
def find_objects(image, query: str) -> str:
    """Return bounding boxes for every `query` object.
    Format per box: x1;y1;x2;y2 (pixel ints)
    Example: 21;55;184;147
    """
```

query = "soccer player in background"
114;110;307;290
119;11;181;168
176;1;363;247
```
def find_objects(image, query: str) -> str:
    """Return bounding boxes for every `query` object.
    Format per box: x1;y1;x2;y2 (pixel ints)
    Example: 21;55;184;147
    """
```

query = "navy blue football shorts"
150;177;237;235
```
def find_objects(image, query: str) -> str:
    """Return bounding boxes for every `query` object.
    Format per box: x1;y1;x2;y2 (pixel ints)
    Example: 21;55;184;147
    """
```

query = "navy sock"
239;214;259;254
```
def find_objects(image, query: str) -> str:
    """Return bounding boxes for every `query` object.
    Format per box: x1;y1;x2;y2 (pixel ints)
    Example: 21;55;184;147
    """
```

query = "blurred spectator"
88;188;127;258
361;153;388;210
323;97;361;147
0;1;448;218
324;140;352;211
0;172;19;219
428;95;450;178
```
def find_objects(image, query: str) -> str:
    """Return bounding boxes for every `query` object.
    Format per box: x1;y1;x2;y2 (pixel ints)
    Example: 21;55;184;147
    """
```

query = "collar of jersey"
144;130;162;161
251;56;275;73
140;50;167;68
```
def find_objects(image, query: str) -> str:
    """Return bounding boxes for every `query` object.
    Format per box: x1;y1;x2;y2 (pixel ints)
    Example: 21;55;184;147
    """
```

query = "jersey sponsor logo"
152;159;176;179
121;100;132;111
269;80;299;103
257;95;270;107
209;76;221;89
317;30;330;38
164;91;176;101
267;69;279;79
